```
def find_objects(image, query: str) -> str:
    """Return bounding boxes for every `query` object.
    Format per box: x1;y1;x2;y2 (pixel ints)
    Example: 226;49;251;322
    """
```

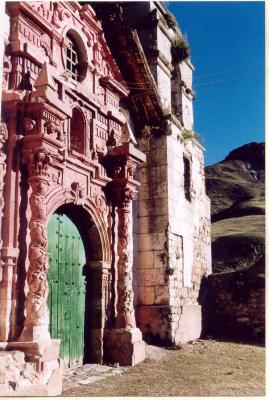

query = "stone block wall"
134;134;169;311
134;126;211;345
165;130;211;343
200;265;265;342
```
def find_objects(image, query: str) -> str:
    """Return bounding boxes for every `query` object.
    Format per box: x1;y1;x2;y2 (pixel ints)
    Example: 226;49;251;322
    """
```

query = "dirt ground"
62;339;265;397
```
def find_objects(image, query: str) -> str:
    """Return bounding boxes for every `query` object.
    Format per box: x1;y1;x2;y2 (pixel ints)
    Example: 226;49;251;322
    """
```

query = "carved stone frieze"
24;1;71;28
28;2;54;23
9;9;53;62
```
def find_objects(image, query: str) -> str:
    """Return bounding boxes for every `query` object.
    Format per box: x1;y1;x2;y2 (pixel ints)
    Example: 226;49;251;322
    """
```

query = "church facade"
0;1;211;395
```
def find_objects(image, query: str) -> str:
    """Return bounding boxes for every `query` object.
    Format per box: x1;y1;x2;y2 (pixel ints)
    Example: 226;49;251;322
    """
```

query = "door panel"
47;213;86;367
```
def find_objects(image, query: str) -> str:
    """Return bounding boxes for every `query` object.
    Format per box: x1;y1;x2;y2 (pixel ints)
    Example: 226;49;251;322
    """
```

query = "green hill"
205;142;265;273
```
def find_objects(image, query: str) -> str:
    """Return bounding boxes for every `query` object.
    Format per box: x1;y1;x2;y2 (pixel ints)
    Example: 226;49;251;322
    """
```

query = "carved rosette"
22;151;51;340
115;188;137;329
0;122;8;250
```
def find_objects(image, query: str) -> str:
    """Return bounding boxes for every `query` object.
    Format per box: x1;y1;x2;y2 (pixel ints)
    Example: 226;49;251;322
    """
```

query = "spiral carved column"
20;151;51;342
115;189;137;330
0;122;7;252
104;185;145;366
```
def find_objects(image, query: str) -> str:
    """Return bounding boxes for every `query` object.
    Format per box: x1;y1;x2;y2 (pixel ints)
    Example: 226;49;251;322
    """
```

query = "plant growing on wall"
181;128;204;145
164;12;178;30
181;128;195;139
171;35;190;64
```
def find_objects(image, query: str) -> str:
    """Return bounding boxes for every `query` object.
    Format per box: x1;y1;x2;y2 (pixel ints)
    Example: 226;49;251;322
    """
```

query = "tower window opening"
183;156;191;202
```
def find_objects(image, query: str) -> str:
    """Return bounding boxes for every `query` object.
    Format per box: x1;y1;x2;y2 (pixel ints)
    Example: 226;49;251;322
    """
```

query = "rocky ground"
62;340;265;397
205;142;265;273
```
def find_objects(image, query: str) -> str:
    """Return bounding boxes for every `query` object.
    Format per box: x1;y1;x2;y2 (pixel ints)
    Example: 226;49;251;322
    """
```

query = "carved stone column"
20;151;51;342
103;143;146;366
0;122;7;252
115;188;137;329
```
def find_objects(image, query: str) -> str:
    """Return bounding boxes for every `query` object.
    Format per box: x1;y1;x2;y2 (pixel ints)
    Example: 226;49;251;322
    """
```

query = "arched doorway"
46;202;110;367
47;211;86;367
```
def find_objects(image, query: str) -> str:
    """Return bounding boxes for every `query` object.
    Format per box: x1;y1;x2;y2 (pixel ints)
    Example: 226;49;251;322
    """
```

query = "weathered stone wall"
135;128;211;345
128;1;211;346
200;264;265;342
166;131;211;344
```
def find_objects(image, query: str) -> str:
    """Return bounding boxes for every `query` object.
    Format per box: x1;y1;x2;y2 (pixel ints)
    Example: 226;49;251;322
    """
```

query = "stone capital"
103;143;146;181
110;186;137;210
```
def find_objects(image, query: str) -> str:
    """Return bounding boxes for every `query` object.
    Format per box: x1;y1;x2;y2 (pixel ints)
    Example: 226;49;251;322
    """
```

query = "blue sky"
167;1;265;166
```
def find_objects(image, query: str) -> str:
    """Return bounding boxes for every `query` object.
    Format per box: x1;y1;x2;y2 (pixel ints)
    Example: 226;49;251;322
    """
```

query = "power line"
193;72;262;88
124;70;263;91
123;62;264;88
194;61;264;81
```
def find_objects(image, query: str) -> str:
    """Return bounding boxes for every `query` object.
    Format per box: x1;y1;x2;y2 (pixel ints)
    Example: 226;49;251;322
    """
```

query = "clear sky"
167;1;265;166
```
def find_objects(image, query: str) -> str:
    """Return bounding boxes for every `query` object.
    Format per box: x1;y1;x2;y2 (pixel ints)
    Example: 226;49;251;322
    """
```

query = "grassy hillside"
205;142;265;273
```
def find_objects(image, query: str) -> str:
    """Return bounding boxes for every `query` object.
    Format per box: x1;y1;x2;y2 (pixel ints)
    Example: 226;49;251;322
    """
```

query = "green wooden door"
47;212;86;367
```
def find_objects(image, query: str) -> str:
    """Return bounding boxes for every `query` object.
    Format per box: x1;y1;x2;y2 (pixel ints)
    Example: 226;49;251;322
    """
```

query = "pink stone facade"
0;1;211;395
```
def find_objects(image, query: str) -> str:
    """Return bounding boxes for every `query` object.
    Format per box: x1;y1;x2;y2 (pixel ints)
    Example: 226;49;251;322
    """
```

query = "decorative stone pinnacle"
34;62;56;92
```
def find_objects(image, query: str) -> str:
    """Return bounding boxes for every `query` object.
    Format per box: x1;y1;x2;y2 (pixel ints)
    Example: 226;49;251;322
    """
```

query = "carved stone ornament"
106;129;117;148
23;117;36;134
2;55;12;90
118;187;137;209
44;119;63;141
0;121;8;145
71;181;85;205
51;2;72;28
112;164;122;179
126;160;137;179
90;187;108;224
28;152;50;178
